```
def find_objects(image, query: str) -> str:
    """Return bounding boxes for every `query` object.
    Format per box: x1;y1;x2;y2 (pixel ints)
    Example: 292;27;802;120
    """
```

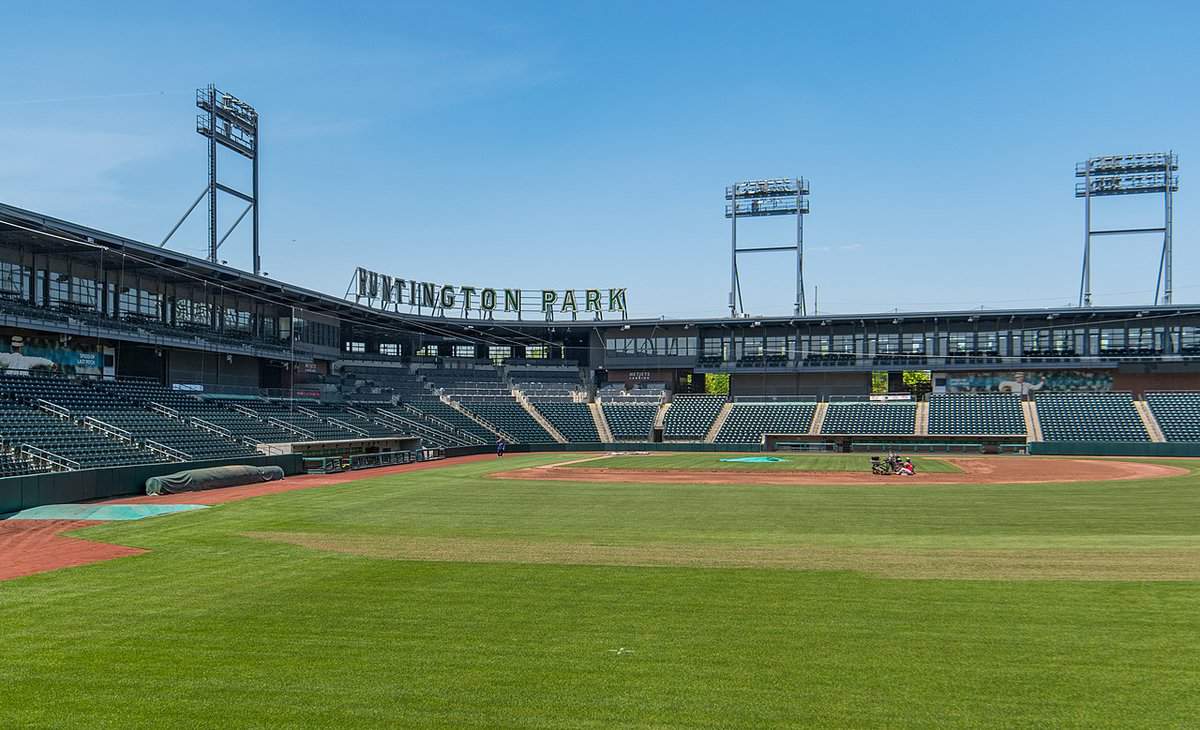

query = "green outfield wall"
0;454;304;515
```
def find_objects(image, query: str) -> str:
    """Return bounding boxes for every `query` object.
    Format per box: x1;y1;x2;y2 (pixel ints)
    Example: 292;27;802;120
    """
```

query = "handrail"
444;398;516;443
377;409;470;447
147;401;181;419
267;417;315;439
374;410;445;443
189;417;234;439
21;444;80;471
327;416;370;437
401;403;485;444
36;399;72;419
294;405;322;419
82;416;134;444
144;439;192;462
232;403;265;420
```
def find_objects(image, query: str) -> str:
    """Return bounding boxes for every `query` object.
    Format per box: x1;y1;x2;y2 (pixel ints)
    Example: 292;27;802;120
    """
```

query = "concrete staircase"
808;402;828;435
1134;400;1166;443
1022;400;1043;442
704;402;734;443
654;402;670;430
915;401;929;436
589;402;614;443
517;397;568;444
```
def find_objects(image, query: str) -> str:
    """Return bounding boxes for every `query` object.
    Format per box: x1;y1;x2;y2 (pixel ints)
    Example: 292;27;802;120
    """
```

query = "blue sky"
1;1;1197;318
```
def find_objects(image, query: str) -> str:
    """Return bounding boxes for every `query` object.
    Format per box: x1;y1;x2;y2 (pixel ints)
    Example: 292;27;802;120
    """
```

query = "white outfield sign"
348;267;628;321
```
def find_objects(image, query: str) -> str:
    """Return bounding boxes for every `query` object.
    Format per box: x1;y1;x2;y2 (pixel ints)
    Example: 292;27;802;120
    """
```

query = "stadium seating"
602;403;657;441
169;399;299;443
517;383;579;402
83;407;258;460
508;368;581;385
1034;392;1149;441
821;403;916;434
302;402;410;438
402;397;496;441
240;401;361;441
0;400;166;468
714;403;816;444
928;393;1025;435
663;395;725;440
458;399;555;443
599;383;665;404
1144;392;1200;441
0;451;49;478
534;402;599;441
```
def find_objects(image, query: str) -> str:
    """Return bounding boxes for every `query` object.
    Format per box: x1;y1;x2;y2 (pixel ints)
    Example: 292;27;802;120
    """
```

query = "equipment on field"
145;464;284;495
870;453;906;475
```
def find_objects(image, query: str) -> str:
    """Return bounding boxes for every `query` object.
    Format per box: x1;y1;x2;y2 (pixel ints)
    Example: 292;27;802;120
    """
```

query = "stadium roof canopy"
1;200;1196;335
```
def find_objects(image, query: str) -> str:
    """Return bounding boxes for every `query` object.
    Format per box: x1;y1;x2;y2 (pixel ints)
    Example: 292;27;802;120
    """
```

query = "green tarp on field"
145;465;284;495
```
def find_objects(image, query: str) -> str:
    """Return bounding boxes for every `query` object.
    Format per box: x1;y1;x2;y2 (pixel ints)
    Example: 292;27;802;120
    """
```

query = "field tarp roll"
145;465;285;496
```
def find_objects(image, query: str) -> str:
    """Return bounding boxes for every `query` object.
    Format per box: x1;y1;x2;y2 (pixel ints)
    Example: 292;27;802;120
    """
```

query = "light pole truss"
161;84;262;276
726;177;809;317
1077;151;1178;306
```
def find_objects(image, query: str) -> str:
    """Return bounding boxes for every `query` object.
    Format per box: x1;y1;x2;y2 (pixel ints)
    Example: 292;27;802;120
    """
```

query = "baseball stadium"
3;45;1200;730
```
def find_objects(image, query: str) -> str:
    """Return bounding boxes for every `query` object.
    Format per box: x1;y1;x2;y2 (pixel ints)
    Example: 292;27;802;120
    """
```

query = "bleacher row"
2;365;1200;477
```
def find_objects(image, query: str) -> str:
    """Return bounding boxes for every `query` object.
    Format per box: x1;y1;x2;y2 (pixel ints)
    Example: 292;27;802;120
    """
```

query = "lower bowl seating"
1146;392;1200;442
1034;392;1149;441
601;403;657;441
820;403;916;435
715;403;816;444
663;395;725;440
533;402;599;441
928;393;1025;435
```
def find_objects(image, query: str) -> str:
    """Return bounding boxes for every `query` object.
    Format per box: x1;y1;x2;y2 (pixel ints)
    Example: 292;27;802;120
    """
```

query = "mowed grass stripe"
245;531;1200;581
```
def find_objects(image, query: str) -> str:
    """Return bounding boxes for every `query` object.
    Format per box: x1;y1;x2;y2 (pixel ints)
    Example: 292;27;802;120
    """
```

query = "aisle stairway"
704;403;734;443
808;402;828;435
589;402;613;443
1134;400;1166;443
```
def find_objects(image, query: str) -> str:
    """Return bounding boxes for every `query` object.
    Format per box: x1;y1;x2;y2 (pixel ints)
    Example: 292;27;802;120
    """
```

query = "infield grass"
1;453;1198;727
567;451;963;473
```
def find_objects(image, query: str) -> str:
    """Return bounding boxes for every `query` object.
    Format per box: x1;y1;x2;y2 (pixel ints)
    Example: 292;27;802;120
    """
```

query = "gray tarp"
145;465;285;495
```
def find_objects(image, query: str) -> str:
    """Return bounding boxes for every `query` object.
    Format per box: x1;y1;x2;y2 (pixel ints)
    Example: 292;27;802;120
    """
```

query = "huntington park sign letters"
349;267;628;321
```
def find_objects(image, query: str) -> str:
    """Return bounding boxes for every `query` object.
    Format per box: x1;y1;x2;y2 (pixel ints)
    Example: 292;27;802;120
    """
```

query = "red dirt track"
0;454;496;581
492;456;1188;486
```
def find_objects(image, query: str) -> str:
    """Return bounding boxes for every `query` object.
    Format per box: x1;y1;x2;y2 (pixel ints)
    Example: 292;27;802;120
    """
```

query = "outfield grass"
567;452;963;473
1;453;1199;727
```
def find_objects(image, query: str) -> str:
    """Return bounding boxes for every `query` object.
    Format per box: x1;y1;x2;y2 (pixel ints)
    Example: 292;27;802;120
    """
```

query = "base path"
492;457;1188;486
0;454;497;581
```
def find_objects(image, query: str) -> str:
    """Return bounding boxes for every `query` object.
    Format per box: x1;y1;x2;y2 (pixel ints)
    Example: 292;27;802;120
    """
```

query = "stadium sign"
348;267;628;321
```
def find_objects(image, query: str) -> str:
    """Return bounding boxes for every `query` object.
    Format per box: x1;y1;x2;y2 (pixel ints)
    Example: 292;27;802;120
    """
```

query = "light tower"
1076;152;1178;306
725;178;808;317
161;84;262;275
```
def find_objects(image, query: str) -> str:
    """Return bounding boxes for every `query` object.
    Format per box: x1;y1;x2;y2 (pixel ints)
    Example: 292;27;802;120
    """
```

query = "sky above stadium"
2;1;1198;318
